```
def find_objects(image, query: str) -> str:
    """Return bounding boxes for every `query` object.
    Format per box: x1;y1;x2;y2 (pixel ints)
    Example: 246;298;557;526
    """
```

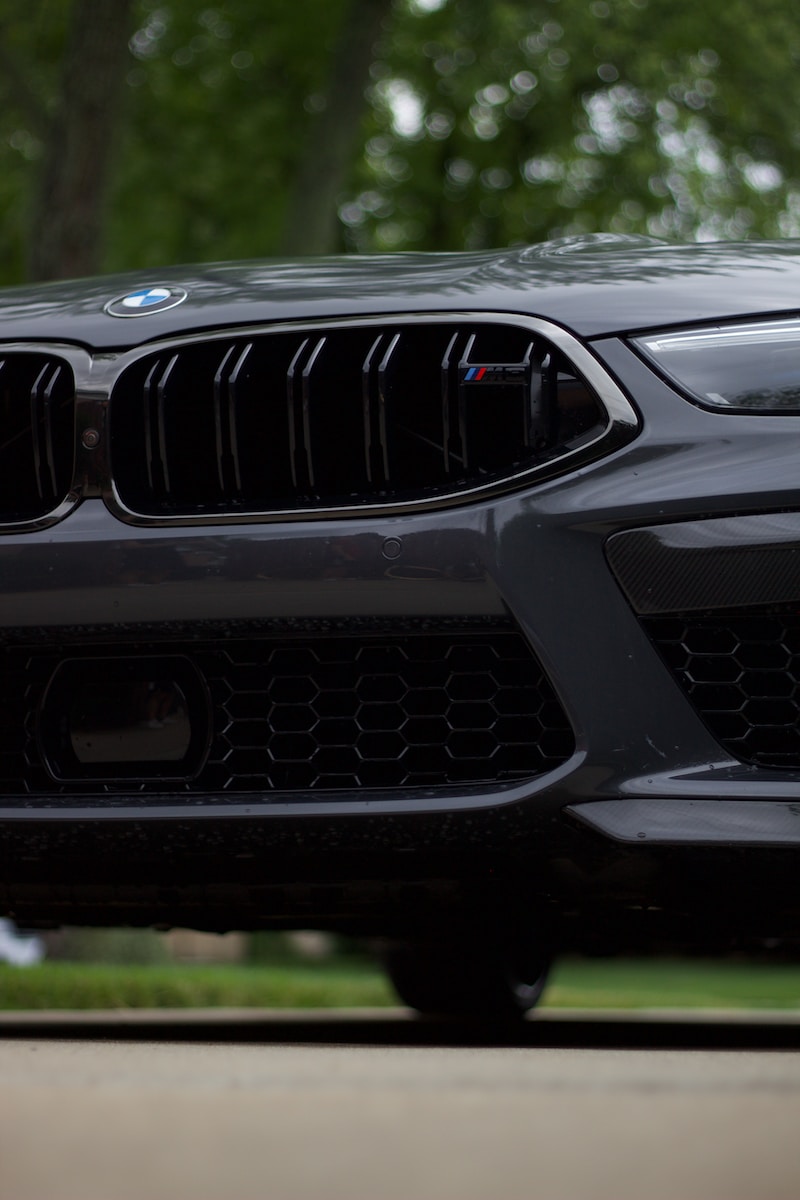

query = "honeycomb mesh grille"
0;353;75;522
0;621;574;795
109;321;604;516
644;608;800;768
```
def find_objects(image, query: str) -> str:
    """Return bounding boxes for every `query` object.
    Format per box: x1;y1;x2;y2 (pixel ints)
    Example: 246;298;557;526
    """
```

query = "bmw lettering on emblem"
104;285;187;318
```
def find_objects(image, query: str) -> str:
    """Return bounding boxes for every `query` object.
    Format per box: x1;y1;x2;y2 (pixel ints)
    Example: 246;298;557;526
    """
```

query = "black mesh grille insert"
109;322;604;516
0;353;75;521
644;609;800;768
0;620;574;796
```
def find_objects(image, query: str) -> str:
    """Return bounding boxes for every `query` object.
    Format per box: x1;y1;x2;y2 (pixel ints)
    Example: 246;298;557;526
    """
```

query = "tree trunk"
28;0;135;281
279;0;393;256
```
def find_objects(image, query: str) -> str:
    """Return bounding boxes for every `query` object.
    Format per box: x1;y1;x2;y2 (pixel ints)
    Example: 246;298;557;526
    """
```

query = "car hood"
3;235;800;349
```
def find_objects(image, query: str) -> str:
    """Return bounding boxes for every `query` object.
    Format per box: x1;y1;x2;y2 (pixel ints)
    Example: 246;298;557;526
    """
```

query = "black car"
2;233;800;1017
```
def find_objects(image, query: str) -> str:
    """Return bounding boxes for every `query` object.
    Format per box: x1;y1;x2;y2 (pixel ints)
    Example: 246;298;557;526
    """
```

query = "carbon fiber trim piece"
606;512;800;614
568;798;800;846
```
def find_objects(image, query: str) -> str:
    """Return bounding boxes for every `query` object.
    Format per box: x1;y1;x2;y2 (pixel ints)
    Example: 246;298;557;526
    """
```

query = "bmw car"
2;233;800;1018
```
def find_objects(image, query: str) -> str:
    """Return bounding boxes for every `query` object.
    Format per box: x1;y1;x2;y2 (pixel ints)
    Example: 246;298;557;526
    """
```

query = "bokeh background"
1;0;799;284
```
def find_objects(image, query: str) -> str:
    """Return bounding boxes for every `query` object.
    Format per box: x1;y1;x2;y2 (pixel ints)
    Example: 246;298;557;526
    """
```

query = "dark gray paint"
4;236;800;350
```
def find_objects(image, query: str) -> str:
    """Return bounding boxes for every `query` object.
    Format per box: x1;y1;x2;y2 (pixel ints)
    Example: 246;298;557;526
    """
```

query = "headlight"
632;318;800;412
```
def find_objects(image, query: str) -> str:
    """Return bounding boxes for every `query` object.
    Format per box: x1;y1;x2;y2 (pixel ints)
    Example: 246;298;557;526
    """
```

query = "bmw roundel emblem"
104;285;187;318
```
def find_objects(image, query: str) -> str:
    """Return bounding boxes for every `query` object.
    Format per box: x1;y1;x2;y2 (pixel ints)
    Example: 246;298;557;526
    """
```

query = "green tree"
280;0;394;254
0;0;799;283
32;0;136;280
107;1;352;269
343;0;800;251
0;0;135;281
0;0;391;279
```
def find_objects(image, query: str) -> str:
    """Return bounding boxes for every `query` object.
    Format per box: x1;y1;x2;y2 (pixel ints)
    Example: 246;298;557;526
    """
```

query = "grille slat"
645;609;800;769
301;336;326;490
30;362;60;499
213;343;247;496
441;330;463;470
286;337;308;491
110;320;605;517
155;356;176;496
457;333;476;470
361;332;395;487
376;332;398;485
143;355;175;495
361;335;378;484
287;336;325;492
0;621;574;796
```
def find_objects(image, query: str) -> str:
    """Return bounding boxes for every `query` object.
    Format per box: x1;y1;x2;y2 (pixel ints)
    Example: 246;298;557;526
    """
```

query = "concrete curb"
0;1005;799;1025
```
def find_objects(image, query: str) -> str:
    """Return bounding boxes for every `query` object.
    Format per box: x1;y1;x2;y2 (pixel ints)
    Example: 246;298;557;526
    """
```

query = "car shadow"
1;1008;799;1050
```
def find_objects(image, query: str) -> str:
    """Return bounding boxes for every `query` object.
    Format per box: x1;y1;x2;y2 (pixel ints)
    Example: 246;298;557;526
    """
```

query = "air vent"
0;353;75;522
645;608;800;769
109;320;606;517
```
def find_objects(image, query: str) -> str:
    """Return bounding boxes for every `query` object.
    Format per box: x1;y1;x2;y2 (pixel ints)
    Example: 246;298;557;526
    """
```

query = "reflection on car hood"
3;234;800;348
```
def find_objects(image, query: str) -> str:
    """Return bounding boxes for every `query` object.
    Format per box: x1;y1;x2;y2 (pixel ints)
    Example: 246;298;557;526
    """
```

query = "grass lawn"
0;961;393;1011
544;957;800;1011
1;956;800;1011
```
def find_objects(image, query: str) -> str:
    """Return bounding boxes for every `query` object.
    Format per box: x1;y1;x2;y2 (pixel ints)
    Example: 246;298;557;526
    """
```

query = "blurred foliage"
44;926;171;964
42;927;367;967
0;961;394;1008
108;0;357;268
3;956;800;1010
248;931;372;965
1;0;799;282
350;0;800;251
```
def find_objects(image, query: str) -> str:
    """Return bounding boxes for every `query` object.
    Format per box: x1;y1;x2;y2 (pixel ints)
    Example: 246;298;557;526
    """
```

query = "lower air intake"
645;608;800;768
0;620;575;796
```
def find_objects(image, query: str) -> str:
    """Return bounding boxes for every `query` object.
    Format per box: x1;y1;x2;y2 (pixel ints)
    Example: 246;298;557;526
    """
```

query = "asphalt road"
1;1010;799;1200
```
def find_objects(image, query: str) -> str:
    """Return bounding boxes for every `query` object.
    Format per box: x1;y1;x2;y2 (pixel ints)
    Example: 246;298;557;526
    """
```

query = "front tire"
383;937;550;1022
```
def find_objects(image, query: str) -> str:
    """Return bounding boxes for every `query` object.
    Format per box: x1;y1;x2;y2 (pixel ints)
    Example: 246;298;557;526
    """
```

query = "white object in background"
0;918;44;966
